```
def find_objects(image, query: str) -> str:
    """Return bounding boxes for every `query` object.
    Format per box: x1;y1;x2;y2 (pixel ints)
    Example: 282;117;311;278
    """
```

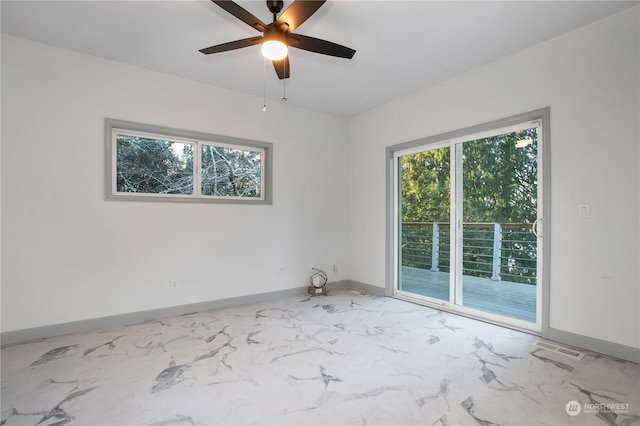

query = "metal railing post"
491;223;502;281
431;223;440;272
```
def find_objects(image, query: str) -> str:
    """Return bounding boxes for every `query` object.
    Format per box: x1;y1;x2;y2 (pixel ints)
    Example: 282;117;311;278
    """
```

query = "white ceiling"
2;1;637;117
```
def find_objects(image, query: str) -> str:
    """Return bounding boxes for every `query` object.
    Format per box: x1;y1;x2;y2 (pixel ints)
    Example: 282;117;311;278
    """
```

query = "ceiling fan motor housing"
262;28;288;43
267;1;284;16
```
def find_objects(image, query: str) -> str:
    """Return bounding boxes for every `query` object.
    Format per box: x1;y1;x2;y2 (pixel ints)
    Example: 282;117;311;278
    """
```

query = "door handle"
532;218;542;238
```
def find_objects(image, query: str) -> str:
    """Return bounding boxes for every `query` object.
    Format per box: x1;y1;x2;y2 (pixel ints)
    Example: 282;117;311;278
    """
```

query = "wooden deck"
400;266;536;322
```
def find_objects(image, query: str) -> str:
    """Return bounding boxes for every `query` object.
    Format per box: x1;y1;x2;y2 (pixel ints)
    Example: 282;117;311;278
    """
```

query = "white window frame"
105;118;272;204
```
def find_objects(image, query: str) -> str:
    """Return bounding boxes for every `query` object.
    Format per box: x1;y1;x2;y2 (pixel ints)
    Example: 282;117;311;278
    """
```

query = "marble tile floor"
1;289;639;426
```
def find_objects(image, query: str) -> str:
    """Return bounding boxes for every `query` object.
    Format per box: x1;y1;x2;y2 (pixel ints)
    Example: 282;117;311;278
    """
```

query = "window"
105;119;272;204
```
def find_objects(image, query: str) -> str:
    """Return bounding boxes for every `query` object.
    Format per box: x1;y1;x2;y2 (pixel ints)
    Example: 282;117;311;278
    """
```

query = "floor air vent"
533;340;585;360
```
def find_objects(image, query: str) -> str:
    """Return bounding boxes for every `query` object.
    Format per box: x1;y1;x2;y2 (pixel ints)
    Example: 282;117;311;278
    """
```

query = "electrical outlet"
170;280;177;289
332;264;338;273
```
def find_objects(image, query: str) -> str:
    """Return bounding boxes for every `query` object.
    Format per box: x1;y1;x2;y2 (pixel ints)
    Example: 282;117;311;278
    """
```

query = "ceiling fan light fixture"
261;40;288;60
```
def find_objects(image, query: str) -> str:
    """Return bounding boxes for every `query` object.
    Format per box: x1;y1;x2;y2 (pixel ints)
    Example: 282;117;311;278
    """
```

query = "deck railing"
401;222;537;285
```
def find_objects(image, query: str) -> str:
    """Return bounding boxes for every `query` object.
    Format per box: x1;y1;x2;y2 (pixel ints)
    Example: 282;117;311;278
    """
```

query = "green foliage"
400;128;539;284
462;129;537;224
400;128;537;223
400;147;451;223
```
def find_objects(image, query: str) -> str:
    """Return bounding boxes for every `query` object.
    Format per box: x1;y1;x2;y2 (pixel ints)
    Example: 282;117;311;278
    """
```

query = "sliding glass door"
457;129;539;323
397;145;452;302
394;120;543;331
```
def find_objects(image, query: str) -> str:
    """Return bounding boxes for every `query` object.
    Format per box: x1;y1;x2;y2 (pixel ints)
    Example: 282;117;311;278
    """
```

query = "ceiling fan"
199;0;356;80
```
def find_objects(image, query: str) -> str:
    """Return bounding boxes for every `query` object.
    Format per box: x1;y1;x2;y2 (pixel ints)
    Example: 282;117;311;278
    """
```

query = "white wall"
1;35;350;332
348;7;639;349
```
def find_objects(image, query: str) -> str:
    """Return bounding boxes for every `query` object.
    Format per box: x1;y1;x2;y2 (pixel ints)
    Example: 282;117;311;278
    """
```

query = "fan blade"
199;36;263;54
275;0;325;33
289;34;355;59
211;0;268;32
272;57;290;80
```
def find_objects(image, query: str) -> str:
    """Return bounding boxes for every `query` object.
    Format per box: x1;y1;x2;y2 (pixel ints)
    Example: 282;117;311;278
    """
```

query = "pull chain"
263;57;267;112
281;60;288;102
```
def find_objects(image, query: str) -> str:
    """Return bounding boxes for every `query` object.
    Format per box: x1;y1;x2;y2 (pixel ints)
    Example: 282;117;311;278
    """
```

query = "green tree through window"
400;128;538;284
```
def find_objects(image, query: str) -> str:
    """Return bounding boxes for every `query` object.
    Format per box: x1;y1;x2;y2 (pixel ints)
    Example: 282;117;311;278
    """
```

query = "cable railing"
401;222;537;285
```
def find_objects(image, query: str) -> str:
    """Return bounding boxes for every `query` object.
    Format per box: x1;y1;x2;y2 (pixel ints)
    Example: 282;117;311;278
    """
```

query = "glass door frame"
386;108;550;335
393;140;454;308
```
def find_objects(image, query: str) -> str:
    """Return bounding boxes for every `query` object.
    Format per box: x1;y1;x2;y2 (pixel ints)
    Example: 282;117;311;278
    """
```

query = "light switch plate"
579;204;590;218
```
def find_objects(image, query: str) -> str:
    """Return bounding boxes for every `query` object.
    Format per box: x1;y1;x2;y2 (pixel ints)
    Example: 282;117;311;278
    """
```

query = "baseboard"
543;326;640;363
368;272;638;362
332;279;387;296
0;281;377;347
1;285;314;347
